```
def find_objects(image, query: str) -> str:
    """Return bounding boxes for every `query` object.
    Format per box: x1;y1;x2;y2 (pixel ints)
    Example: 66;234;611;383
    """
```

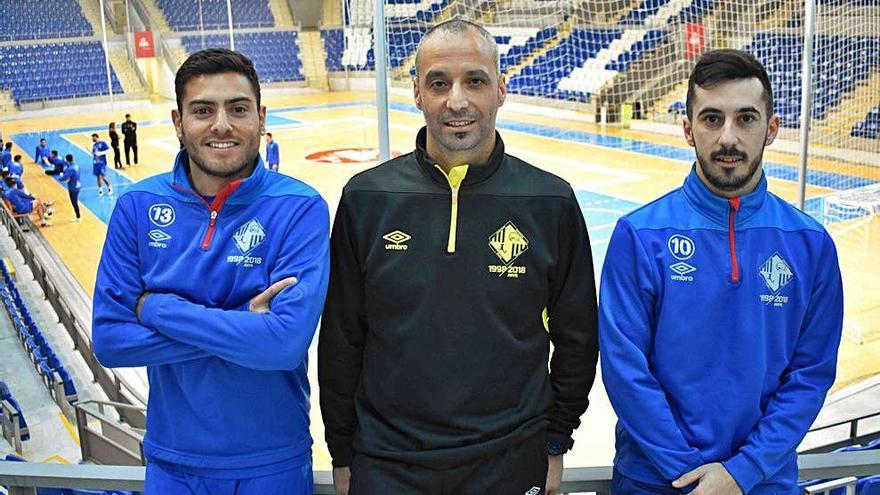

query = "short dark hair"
51;150;58;156
686;49;773;120
40;138;46;143
414;18;499;79
4;142;10;150
91;133;99;139
175;48;260;113
266;132;272;138
13;154;20;162
125;114;131;118
65;154;73;162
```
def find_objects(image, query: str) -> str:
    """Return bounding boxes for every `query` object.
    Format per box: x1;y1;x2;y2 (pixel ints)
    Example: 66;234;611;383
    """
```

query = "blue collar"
170;149;267;204
681;164;768;227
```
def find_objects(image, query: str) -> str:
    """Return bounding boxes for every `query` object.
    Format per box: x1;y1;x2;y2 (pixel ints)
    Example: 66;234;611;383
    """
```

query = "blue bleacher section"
156;0;274;31
620;0;671;25
606;30;669;71
181;32;304;83
747;34;880;128
852;106;880;139
387;26;427;68
677;0;716;22
0;42;123;104
0;380;29;442
3;455;137;495
500;28;557;74
321;29;345;71
507;29;621;100
0;0;92;42
0;261;77;404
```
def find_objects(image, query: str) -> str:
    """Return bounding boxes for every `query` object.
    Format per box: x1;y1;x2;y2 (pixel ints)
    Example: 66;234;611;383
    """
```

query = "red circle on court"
305;148;403;164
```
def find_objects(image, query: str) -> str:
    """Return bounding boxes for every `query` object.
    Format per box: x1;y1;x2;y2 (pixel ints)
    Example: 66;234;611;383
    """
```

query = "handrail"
0;451;878;494
0;207;147;431
805;410;880;453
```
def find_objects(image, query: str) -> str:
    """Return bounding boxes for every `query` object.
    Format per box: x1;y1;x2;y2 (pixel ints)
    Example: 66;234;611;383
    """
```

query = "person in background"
44;150;65;176
34;138;50;165
91;133;113;196
109;122;123;169
3;177;53;227
122;113;138;166
59;154;82;222
265;132;280;171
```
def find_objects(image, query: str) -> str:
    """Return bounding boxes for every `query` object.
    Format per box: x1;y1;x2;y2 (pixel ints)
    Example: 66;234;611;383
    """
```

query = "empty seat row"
0;261;78;405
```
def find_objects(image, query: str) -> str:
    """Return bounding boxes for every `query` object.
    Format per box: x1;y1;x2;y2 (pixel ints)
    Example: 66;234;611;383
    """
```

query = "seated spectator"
3;177;53;227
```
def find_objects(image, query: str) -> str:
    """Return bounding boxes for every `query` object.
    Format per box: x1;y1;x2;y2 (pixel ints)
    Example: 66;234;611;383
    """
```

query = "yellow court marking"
42;454;70;464
59;412;80;445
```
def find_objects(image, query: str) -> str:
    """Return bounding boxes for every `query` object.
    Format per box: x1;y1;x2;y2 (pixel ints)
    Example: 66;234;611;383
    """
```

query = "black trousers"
112;144;122;168
350;432;548;495
69;190;80;218
124;140;138;165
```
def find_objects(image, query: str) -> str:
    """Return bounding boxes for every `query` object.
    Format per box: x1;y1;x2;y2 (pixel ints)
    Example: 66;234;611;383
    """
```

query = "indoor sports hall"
0;0;878;493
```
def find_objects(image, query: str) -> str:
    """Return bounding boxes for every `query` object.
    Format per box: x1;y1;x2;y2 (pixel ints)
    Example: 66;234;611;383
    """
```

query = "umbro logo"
383;230;411;251
669;261;696;282
147;229;170;248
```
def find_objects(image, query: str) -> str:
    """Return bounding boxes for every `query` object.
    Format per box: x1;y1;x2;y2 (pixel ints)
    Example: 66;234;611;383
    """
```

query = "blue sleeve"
600;219;706;481
92;194;212;368
60;167;71;182
722;232;843;493
139;195;331;371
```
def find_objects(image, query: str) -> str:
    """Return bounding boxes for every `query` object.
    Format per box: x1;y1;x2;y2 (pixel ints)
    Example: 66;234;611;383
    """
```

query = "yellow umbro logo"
383;230;411;251
488;221;529;277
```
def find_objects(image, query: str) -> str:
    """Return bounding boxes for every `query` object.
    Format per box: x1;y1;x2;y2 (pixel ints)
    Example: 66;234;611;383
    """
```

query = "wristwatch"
547;438;573;456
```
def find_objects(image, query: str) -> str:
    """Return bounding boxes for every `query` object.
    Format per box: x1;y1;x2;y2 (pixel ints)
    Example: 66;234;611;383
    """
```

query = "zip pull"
202;210;220;249
728;197;741;283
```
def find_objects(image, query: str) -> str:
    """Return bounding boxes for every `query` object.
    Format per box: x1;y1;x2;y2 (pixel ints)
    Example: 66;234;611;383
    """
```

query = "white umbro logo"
525;487;541;495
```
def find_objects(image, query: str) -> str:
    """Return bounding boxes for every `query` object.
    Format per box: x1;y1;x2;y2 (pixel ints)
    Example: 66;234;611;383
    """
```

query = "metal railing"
805;411;880;453
0;209;147;430
0;400;26;454
0;451;878;495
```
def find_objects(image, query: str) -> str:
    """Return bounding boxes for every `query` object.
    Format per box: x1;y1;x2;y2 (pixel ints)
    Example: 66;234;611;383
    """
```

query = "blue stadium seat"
181;31;305;82
156;0;274;31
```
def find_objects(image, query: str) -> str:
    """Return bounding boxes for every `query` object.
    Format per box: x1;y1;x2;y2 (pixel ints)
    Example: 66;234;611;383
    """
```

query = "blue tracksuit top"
600;167;843;494
92;150;330;474
60;163;81;192
35;144;49;163
266;141;279;167
92;140;109;166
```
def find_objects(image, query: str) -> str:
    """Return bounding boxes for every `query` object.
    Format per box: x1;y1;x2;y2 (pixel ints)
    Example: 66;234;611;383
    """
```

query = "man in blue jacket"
34;138;50;165
92;48;330;495
600;49;844;495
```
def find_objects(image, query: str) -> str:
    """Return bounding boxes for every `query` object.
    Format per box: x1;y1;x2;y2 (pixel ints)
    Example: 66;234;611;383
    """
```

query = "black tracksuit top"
319;128;599;469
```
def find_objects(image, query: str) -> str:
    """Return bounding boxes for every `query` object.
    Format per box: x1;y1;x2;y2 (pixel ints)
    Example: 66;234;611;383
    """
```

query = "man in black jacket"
121;113;138;166
319;19;599;495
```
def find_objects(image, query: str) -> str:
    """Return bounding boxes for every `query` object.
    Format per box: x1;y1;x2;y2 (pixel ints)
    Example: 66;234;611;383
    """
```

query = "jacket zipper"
728;197;741;283
434;164;469;254
172;179;242;250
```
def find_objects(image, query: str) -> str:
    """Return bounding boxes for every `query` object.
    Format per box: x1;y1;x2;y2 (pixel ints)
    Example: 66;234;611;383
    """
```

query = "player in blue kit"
59;154;82;222
34;138;50;165
265;132;279;171
600;49;844;495
92;48;329;495
91;133;113;196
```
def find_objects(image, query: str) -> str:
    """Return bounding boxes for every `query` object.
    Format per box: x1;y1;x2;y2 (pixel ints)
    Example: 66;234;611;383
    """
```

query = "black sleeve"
318;194;367;467
546;191;599;449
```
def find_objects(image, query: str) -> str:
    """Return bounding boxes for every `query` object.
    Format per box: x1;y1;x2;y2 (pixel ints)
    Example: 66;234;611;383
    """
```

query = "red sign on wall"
134;32;154;58
685;23;705;59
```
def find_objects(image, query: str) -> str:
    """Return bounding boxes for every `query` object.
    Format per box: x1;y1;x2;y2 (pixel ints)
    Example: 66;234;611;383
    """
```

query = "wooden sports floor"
4;90;879;468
